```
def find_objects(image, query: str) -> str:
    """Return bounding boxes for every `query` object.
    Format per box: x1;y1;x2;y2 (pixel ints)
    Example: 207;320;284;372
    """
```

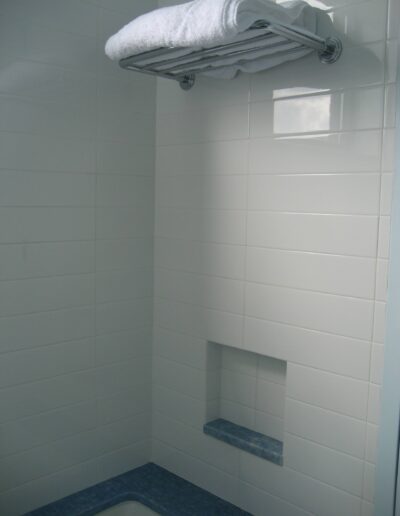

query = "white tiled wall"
152;0;397;515
0;1;156;514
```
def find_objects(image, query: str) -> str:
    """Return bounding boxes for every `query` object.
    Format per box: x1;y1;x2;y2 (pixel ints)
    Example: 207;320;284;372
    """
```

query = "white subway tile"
0;338;94;389
285;399;366;458
155;207;247;245
247;174;380;215
8;0;98;38
285;433;364;496
157;103;249;145
98;108;155;144
240;452;362;516
156;175;247;211
244;316;370;380
95;299;152;335
97;141;154;176
247;212;378;257
245;283;374;340
0;133;96;174
153;385;206;429
0;171;94;207
202;276;245;314
96;175;153;207
153;329;207;370
156;140;249;176
0;370;96;425
97;387;151;425
180;241;244;280
0;207;95;243
204;309;244;348
96;269;153;303
250;42;385;102
95;327;151;365
251;87;383;137
97;74;155;116
0;401;97;458
96;238;153;272
95;357;151;397
246;247;375;298
0;94;96;138
154;357;207;400
0;274;94;317
0;306;94;354
239;481;313;516
287;364;369;419
96;206;153;239
249;131;382;175
0;242;94;281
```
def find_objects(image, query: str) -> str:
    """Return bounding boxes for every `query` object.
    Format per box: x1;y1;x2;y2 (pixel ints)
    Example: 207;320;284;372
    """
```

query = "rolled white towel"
105;0;314;62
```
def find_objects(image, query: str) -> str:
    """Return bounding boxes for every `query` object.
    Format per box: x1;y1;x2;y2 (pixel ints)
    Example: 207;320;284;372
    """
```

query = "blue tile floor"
26;462;251;516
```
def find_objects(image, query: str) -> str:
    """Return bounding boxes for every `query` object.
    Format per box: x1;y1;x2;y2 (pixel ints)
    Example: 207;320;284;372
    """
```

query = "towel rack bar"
173;45;309;79
123;30;280;68
268;24;325;52
154;39;302;74
118;19;342;90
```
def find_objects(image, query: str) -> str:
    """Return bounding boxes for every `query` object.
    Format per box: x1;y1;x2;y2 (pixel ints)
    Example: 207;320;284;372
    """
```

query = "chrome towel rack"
119;20;342;90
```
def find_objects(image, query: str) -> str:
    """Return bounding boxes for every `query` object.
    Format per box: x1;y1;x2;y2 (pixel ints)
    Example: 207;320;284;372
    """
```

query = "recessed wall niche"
204;343;287;465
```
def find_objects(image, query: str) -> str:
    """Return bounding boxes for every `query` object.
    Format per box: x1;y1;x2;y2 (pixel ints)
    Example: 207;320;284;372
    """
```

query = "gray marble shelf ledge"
204;418;283;466
25;463;250;516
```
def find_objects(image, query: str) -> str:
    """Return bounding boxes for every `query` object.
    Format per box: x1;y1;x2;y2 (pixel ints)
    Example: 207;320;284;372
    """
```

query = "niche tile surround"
204;343;287;465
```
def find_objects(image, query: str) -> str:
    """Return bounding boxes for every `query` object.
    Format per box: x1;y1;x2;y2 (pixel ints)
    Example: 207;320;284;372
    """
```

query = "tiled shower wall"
152;0;398;515
0;1;155;514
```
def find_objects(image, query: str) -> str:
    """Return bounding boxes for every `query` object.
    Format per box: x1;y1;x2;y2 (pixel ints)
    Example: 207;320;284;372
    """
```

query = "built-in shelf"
204;418;283;466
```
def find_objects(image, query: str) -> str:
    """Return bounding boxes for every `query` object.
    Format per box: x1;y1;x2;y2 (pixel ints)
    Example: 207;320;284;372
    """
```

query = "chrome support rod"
159;39;301;74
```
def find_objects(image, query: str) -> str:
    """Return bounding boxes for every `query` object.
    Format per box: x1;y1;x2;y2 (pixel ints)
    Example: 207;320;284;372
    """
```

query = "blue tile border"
25;462;250;516
204;418;283;466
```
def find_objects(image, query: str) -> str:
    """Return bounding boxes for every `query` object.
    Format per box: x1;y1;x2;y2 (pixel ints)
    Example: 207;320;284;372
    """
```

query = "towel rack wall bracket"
179;73;196;90
318;37;342;64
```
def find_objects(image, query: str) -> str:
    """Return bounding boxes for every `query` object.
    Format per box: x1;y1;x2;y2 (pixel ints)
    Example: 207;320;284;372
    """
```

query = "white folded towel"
105;0;315;62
